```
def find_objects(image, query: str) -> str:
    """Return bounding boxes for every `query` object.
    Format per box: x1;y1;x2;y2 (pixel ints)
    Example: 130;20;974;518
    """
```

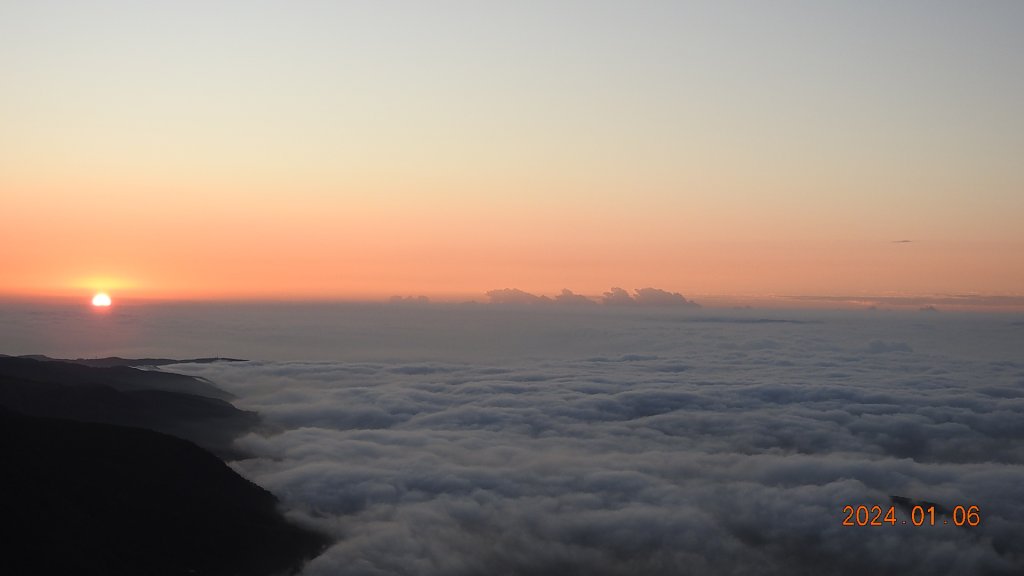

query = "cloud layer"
165;310;1024;575
484;287;700;308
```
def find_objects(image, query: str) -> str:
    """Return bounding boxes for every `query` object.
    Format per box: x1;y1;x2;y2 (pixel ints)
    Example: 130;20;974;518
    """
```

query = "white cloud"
601;287;635;306
554;289;597;306
632;287;700;307
485;288;552;305
166;309;1024;575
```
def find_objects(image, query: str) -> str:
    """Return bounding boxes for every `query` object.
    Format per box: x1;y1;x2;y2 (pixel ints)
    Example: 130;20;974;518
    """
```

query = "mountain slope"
1;407;329;576
0;356;258;458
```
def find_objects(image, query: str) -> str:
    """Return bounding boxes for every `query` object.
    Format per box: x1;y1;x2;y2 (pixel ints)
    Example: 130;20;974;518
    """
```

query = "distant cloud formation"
168;311;1024;576
601;286;635;306
486;287;700;308
633;287;700;307
485;288;552;305
553;288;598;306
601;286;701;307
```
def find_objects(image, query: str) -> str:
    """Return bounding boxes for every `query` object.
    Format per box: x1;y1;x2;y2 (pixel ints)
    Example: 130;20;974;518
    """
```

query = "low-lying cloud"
168;311;1024;575
484;287;700;308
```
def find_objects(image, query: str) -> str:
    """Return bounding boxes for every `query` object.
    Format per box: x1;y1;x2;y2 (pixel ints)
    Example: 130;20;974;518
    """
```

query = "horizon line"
2;291;1023;313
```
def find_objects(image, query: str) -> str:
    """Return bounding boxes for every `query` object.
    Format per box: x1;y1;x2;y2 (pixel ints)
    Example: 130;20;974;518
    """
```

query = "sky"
2;0;1022;302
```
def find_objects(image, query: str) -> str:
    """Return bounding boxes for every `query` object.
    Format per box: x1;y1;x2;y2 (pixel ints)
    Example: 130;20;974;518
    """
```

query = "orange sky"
2;2;1022;305
5;172;1019;304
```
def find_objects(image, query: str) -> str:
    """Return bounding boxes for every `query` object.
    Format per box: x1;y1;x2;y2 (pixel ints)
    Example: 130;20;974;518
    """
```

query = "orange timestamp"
842;504;980;527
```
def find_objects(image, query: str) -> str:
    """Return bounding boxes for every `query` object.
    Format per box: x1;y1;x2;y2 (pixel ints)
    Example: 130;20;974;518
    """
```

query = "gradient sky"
2;0;1022;302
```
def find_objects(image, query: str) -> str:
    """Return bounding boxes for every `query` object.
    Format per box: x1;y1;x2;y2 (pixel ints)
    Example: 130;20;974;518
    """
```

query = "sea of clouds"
160;307;1024;576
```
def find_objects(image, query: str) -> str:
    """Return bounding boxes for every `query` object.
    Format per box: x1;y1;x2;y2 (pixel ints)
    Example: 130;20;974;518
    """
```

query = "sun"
91;292;112;307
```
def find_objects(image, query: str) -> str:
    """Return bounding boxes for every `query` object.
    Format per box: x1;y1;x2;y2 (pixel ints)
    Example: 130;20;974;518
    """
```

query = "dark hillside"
1;407;329;575
2;355;236;399
0;356;257;458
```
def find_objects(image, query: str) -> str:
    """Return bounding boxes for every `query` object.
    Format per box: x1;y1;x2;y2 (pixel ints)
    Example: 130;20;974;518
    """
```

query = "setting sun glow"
91;293;112;307
1;2;1021;307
